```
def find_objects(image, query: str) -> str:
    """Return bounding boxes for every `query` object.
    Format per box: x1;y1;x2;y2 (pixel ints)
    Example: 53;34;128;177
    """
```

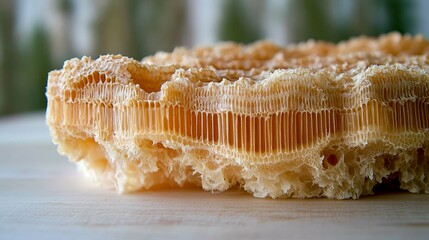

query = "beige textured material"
46;33;429;199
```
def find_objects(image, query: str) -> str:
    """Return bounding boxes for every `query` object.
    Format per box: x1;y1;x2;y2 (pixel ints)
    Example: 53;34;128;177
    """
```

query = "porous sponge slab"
46;33;429;199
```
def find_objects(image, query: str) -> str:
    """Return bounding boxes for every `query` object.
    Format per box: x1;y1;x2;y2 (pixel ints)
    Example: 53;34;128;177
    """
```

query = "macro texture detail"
46;33;429;199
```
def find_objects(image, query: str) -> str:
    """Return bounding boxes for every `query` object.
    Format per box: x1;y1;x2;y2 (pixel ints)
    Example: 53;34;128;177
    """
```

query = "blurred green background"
0;0;427;116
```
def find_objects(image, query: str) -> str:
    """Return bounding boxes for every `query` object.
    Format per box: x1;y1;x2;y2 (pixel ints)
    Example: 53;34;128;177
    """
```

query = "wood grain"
0;113;428;240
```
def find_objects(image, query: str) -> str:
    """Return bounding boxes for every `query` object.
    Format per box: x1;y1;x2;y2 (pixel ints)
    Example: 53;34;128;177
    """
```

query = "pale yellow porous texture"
46;33;429;199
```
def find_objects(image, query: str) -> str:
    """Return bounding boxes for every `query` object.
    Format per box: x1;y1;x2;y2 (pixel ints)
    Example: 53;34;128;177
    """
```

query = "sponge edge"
46;33;429;199
52;131;429;199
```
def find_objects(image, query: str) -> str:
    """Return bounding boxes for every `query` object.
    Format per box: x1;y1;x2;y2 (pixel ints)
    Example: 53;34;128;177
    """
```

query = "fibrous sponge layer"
46;33;429;199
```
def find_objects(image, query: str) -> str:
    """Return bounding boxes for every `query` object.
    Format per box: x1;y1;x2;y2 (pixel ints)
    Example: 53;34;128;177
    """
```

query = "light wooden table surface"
1;112;429;240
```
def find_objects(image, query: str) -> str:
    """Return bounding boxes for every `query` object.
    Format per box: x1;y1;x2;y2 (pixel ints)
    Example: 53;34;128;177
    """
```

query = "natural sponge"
46;33;429;199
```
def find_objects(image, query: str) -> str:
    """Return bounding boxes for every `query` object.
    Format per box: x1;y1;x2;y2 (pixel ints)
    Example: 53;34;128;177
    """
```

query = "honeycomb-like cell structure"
46;33;429;198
